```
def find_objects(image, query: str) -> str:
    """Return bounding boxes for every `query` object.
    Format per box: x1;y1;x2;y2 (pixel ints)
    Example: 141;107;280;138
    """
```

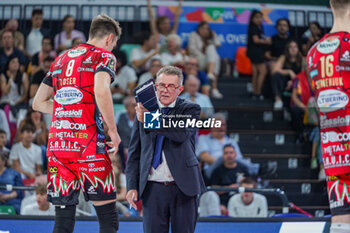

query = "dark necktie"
152;107;170;169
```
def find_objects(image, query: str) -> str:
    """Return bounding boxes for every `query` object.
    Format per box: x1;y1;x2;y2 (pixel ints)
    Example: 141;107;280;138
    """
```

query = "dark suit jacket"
117;112;133;149
126;98;206;198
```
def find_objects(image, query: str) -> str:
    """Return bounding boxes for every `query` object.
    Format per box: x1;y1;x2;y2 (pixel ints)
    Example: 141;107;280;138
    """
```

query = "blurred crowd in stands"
0;2;324;218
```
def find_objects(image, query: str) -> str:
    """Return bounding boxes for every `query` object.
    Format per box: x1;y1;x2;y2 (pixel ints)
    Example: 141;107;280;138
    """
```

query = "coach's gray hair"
156;65;184;86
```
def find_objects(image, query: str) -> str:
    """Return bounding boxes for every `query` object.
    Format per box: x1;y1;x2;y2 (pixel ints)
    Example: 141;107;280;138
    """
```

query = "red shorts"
327;174;350;216
47;153;116;206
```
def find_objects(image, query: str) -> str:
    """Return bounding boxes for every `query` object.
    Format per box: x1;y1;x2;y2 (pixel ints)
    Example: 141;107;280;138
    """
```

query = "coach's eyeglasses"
156;83;180;91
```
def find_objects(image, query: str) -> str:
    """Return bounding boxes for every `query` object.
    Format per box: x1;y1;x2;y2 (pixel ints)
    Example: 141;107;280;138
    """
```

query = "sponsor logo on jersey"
308;56;313;68
89;166;105;172
83;56;93;64
96;115;103;131
52;131;88;139
55;58;62;67
317;37;340;54
87;186;97;194
55;107;83;118
102;53;113;58
320;115;350;129
340;51;350;62
54;120;87;130
97;141;105;148
49;140;81;152
77;67;94;72
97;134;105;139
68;47;87;58
336;65;350;71
310;69;318;79
54;87;83;105
317;89;349;112
107;58;116;70
49;166;58;174
52;70;62;76
322;131;350;145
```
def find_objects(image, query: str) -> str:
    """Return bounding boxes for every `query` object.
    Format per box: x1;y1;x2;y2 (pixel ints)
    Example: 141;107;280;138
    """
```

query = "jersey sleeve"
95;52;117;83
42;61;55;87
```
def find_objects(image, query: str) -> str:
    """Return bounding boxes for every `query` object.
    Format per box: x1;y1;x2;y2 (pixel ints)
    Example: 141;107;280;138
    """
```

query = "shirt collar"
158;99;177;109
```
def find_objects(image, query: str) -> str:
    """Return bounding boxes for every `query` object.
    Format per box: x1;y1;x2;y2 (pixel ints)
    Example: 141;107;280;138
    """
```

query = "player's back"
46;44;116;159
307;32;350;175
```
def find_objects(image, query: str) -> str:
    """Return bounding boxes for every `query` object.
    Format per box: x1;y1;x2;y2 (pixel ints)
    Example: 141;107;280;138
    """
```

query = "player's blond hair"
89;14;122;40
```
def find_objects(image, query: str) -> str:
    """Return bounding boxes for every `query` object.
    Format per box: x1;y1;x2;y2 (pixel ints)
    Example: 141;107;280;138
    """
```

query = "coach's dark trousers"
142;181;198;233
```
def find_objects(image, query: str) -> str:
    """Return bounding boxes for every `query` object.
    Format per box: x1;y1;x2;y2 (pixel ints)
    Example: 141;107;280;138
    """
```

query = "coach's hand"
135;102;149;123
126;190;138;210
107;129;121;157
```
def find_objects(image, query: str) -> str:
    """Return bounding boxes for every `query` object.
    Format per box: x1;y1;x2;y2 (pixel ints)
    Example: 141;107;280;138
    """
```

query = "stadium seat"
0;205;16;215
272;213;311;218
235;46;252;76
120;44;140;65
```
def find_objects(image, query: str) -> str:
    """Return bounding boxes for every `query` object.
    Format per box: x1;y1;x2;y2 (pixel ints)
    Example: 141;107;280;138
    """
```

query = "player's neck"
86;39;106;51
331;18;350;34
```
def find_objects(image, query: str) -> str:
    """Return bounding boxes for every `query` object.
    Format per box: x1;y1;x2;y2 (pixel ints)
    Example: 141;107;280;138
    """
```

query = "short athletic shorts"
327;174;350;216
47;153;116;206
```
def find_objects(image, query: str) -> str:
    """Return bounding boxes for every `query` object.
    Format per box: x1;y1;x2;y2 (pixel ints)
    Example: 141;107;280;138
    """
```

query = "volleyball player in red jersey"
307;1;350;232
33;14;122;233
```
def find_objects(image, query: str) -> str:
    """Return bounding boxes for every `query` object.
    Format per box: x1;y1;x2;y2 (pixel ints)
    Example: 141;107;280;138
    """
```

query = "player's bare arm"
32;82;54;114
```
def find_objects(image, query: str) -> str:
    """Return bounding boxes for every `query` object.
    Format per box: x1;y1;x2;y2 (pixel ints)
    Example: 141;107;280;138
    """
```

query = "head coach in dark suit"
126;66;206;233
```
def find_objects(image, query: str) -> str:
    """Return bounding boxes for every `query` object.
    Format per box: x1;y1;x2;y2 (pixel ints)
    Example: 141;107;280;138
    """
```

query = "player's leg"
327;175;350;233
330;215;350;233
47;155;80;233
80;153;118;233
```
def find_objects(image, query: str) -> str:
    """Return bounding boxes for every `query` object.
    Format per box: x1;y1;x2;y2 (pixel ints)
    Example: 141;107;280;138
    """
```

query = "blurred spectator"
0;19;24;51
130;31;159;74
210;144;249;215
227;177;268;217
265;18;291;61
9;124;42;179
25;9;50;57
160;34;184;67
72;37;83;48
271;40;306;110
290;71;314;139
29;56;54;101
302;21;323;56
110;153;130;216
117;96;137;159
0;130;9;155
147;0;182;46
196;113;265;180
0;152;23;214
17;108;48;146
21;183;55;215
0;118;11;143
111;49;137;100
138;58;162;86
187;21;222;99
30;37;56;76
54;15;86;53
247;10;271;100
181;75;214;119
0;30;26;72
0;55;29;110
183;57;210;96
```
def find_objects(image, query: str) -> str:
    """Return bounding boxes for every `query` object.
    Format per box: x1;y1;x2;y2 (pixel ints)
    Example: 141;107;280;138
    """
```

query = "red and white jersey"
43;44;116;159
307;32;350;175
